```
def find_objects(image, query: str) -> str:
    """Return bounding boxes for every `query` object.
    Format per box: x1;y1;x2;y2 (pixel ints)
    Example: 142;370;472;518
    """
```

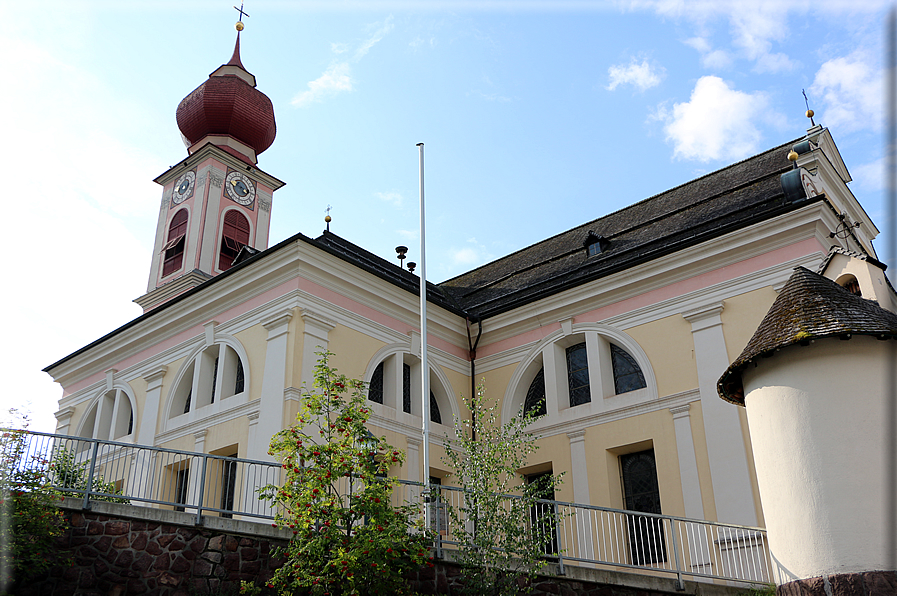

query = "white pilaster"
54;407;76;436
683;303;756;526
186;430;208;508
406;435;421;483
138;367;167;447
567;429;594;558
298;309;336;393
249;309;294;462
670;404;704;520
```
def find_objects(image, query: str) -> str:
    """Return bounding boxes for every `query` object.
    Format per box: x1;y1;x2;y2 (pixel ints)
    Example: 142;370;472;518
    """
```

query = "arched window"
566;342;591;407
367;353;448;425
170;342;248;420
219;210;250;272
523;368;546;417
368;363;384;404
162;209;188;277
505;325;655;425
78;388;134;441
611;344;647;394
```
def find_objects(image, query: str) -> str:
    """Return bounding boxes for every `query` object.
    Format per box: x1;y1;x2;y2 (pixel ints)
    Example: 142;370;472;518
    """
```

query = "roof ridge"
440;138;797;286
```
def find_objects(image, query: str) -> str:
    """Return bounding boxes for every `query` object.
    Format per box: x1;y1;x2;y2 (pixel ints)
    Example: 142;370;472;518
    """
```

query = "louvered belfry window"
162;209;189;277
219;210;250;271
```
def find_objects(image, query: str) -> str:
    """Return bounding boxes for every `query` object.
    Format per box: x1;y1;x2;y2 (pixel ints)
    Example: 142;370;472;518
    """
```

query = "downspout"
466;317;483;441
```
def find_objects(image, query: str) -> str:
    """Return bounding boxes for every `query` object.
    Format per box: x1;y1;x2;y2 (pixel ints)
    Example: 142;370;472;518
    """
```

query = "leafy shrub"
248;351;432;596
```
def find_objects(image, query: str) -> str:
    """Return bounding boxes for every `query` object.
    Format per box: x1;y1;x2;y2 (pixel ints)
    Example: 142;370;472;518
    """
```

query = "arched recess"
218;208;253;272
364;343;459;427
162;208;190;278
502;323;657;425
164;333;251;429
835;274;862;296
75;383;137;442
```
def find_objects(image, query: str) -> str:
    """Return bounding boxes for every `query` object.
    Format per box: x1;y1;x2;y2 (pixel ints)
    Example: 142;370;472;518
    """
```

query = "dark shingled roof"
717;267;897;405
439;138;806;319
314;231;464;315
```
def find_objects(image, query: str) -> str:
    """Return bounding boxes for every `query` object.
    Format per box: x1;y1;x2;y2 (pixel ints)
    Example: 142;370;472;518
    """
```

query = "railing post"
434;493;443;560
553;501;565;576
669;518;685;591
82;440;100;511
195;455;208;526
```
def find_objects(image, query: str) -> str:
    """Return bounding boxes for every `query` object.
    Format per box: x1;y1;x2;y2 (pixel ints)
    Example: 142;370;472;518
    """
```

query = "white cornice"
477;203;832;346
525;389;701;440
155;400;259;446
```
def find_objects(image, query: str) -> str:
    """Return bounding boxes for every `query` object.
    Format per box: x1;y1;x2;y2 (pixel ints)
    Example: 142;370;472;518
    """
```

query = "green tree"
48;447;128;504
443;383;562;596
0;412;68;594
249;351;432;596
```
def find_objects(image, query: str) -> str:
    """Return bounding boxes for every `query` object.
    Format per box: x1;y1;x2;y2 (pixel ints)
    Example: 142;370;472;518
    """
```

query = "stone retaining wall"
21;499;760;596
23;508;287;595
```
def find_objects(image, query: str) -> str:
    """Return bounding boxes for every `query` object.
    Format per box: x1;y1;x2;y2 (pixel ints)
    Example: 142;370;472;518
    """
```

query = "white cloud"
292;63;354;108
450;247;481;266
851;157;884;192
354;16;394;61
811;51;881;134
652;75;781;162
376;191;404;207
753;51;798;74
293;17;394;108
606;58;664;91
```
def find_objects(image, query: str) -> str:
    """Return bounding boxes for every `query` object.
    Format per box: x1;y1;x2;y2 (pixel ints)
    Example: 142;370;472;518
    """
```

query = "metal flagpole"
417;142;431;533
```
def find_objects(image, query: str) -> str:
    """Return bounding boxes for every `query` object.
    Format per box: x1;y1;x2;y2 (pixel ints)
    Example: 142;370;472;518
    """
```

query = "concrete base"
777;571;897;596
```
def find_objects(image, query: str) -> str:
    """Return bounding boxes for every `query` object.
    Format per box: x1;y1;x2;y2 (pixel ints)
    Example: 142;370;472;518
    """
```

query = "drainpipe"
466;317;483;441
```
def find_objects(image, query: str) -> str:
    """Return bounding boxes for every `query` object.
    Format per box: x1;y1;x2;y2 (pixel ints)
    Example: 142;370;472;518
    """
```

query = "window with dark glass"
402;363;412;414
611;344;647;394
220;454;238;518
174;467;189;512
566;343;591;407
523;368;546;417
235;359;245;394
162;209;188;277
527;471;558;555
430;392;441;424
218;210;250;272
620;449;666;564
368;362;384;404
210;357;219;404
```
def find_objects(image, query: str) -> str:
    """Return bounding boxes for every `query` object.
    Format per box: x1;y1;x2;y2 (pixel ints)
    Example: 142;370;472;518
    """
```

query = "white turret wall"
741;336;893;584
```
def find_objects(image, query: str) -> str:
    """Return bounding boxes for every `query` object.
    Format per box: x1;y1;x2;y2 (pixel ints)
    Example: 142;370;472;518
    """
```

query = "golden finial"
787;150;799;161
325;205;332;231
234;4;249;31
802;89;816;127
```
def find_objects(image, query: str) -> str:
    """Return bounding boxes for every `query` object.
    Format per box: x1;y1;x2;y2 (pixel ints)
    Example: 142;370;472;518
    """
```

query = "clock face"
225;171;256;206
171;170;196;205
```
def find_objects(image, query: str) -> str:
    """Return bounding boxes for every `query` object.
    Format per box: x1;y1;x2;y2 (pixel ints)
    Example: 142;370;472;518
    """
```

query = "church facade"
44;32;885;532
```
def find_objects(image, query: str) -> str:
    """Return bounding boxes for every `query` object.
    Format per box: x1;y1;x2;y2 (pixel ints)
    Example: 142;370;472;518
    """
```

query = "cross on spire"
234;3;250;21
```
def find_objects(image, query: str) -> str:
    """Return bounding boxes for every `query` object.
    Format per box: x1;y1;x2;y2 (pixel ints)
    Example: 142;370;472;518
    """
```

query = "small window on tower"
219;210;250;272
162;209;189;277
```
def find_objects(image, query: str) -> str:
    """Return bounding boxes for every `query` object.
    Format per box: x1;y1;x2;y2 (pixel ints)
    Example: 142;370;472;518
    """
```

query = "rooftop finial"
325;205;332;232
802;89;816;127
234;3;249;30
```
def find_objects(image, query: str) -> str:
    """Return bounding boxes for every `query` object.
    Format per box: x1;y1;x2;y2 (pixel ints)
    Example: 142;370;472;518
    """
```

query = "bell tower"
136;20;285;312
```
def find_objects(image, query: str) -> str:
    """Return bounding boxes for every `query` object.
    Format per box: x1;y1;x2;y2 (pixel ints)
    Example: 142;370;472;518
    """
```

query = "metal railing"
1;430;771;586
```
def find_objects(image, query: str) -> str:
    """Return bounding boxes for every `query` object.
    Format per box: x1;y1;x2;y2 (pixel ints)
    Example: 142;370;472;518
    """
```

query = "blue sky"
3;0;889;432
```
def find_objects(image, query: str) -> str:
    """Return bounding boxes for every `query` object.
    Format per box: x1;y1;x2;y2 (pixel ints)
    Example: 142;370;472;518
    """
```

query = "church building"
44;26;888;541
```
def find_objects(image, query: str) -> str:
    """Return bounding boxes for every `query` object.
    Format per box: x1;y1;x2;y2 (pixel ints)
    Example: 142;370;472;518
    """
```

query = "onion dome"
176;33;276;163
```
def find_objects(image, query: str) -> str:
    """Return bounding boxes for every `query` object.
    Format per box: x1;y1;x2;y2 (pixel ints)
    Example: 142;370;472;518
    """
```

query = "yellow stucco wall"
626;315;698;397
721;286;779;364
